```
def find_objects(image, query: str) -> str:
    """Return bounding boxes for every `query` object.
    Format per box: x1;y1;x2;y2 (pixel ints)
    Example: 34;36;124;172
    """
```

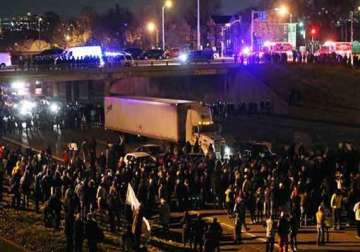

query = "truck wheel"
0;63;5;69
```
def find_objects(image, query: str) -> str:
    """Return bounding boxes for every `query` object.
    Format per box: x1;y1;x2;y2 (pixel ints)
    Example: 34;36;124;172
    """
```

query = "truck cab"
186;104;226;158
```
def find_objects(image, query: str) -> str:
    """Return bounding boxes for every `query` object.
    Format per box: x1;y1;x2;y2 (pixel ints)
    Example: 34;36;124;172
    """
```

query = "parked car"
142;49;165;60
231;141;275;160
124;152;156;165
124;48;144;60
105;51;133;66
134;144;163;156
164;48;180;59
188;49;214;62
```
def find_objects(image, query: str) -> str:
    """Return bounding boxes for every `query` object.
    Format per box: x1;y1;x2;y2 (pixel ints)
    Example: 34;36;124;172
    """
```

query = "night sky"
1;0;262;17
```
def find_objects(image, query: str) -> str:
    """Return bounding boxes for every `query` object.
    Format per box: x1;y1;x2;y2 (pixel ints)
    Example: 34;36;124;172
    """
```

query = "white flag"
142;216;151;237
126;183;140;211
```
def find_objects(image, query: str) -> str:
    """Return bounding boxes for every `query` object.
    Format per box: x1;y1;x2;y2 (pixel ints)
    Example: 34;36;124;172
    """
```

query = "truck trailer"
104;96;225;156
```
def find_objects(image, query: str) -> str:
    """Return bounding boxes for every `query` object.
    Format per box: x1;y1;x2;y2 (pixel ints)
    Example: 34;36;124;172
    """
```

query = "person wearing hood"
85;213;103;252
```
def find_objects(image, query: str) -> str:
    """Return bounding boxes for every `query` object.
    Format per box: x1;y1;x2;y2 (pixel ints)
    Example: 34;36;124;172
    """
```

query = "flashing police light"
179;53;189;63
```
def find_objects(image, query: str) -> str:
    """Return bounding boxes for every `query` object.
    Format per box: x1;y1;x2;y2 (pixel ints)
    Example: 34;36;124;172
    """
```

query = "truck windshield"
198;124;219;133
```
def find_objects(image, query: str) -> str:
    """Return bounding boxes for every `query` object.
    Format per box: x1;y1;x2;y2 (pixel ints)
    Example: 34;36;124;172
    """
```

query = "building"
210;15;249;57
0;13;44;33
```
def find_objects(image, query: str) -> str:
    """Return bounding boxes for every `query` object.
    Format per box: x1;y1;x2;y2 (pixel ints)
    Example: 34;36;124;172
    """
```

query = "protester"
289;211;300;252
85;213;103;252
73;213;84;252
330;190;343;230
265;215;275;252
354;201;360;239
193;214;205;252
208;218;222;252
316;205;326;246
181;211;192;247
158;198;170;233
233;197;246;244
277;212;290;252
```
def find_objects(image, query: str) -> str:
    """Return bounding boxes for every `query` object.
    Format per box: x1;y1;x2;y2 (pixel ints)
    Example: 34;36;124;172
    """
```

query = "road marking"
192;209;279;248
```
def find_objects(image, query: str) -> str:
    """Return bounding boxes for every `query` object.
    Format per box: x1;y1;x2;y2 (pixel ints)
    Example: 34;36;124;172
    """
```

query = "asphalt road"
186;209;360;252
2;116;360;251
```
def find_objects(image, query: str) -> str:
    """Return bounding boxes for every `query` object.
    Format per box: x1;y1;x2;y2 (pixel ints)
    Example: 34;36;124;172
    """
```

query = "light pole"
197;0;201;50
38;17;43;41
161;0;173;51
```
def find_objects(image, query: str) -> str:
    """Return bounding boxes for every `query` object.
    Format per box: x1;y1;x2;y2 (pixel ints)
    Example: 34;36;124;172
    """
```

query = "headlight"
179;53;188;63
224;146;232;157
17;100;37;116
49;103;60;114
11;81;26;90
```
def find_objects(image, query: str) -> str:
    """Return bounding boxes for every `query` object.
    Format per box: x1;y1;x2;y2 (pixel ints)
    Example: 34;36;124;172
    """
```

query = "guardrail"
0;58;236;73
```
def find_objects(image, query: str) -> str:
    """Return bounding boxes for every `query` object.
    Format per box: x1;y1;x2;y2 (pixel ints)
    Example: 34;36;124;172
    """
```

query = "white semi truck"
104;96;226;156
0;52;11;68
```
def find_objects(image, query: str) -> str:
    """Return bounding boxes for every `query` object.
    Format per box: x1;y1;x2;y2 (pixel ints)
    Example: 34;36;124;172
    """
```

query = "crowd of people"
0;128;359;251
16;54;132;72
0;93;104;135
235;51;360;67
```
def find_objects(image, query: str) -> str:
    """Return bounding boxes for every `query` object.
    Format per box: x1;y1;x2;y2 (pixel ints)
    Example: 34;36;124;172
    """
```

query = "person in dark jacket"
85;213;103;252
233;197;246;244
208;218;223;252
193;214;205;252
73;213;84;252
277;211;290;252
34;171;43;213
122;224;135;251
289;211;300;252
181;211;192;247
107;185;121;232
46;190;62;230
64;208;74;252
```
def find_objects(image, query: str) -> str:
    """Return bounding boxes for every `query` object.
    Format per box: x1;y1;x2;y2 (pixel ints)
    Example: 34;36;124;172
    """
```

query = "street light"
275;5;293;23
197;0;201;50
147;22;159;48
162;0;173;51
65;34;71;42
38;17;43;41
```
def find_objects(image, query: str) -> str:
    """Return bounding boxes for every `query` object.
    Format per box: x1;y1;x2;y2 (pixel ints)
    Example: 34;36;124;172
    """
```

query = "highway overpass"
0;63;235;83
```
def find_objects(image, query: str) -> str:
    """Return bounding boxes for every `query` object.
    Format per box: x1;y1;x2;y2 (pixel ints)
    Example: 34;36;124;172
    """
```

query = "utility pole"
350;11;354;65
162;6;165;50
197;0;201;50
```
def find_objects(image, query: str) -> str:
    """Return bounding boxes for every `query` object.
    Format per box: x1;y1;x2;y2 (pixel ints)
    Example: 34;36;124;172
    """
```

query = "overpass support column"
224;73;230;101
70;81;80;103
53;82;59;97
65;82;72;103
104;79;113;96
